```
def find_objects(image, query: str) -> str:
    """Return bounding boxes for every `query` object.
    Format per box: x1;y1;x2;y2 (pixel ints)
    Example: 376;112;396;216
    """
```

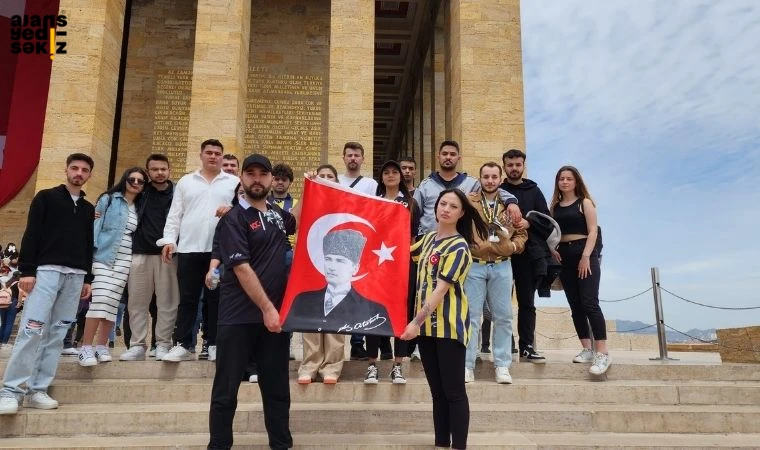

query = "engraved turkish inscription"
245;67;325;197
152;69;192;173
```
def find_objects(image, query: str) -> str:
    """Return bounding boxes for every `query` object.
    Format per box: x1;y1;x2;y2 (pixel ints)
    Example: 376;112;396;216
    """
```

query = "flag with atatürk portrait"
281;177;410;337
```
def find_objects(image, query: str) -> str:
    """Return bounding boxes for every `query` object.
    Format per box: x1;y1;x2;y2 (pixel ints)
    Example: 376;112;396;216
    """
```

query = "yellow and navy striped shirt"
411;232;473;346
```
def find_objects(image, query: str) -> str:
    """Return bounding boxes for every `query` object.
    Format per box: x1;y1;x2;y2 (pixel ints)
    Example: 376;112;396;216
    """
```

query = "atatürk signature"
337;314;387;333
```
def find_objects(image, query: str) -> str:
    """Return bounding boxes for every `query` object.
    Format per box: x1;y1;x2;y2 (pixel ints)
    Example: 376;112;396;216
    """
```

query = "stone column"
446;0;525;173
422;48;433;178
185;0;251;172
413;80;422;171
326;0;374;172
432;14;446;166
36;0;127;194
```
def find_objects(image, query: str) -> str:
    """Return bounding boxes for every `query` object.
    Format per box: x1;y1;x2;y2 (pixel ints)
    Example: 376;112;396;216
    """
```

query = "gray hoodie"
413;172;517;235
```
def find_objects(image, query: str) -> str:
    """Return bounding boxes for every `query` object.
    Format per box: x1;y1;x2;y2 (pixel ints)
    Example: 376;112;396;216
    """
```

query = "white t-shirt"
338;174;378;196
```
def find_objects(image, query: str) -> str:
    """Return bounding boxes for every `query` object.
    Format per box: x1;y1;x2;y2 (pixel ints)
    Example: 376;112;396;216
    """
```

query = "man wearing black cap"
208;154;296;450
284;229;392;335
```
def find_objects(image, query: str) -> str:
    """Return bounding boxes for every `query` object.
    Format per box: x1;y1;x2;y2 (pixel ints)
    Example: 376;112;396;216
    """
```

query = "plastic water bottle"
209;268;221;290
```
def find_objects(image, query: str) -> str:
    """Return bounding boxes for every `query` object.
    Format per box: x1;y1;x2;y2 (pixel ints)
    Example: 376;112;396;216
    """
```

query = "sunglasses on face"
127;177;146;186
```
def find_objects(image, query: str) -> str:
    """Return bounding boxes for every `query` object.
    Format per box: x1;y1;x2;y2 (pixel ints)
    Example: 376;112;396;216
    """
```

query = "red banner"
0;0;59;207
281;178;410;337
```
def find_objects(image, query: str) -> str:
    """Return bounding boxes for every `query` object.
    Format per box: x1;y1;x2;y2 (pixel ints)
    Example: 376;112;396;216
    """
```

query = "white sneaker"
249;374;258;383
78;347;98;367
208;345;217;362
589;352;611;376
162;345;193;362
572;348;595;364
61;347;79;356
25;392;59;410
155;345;170;361
95;348;113;363
495;367;513;384
464;368;475;383
148;347;156;358
0;396;19;415
411;348;421;361
119;346;146;361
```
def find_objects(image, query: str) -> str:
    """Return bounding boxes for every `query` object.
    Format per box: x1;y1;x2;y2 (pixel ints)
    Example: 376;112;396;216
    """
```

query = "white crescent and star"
305;213;397;280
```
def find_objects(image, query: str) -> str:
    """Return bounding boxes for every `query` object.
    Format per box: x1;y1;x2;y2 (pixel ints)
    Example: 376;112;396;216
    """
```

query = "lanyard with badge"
481;193;505;243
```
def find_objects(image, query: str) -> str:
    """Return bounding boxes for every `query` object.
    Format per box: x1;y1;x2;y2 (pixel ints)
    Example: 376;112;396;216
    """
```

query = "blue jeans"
463;260;513;369
0;299;19;344
1;270;84;398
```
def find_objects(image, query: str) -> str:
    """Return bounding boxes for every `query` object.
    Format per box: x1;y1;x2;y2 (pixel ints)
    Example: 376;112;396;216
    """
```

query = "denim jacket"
93;192;133;266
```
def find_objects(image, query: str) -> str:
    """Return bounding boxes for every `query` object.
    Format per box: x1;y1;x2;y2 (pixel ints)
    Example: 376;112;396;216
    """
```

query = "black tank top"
553;198;588;235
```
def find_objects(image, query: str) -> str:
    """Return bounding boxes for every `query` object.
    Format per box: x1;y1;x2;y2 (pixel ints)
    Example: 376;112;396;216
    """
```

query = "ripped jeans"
1;269;83;399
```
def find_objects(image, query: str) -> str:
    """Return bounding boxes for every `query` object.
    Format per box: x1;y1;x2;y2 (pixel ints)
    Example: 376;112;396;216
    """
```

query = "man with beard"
500;149;550;363
158;139;239;363
208;154;295;450
414;140;522;237
400;157;417;196
0;154;95;415
336;141;377;360
338;141;378;196
119;154;178;362
463;163;527;384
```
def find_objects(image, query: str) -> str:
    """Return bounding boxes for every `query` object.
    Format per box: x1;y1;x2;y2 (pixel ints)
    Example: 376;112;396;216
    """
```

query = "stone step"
44;378;760;406
4;357;756;382
3;402;760;437
2;431;760;449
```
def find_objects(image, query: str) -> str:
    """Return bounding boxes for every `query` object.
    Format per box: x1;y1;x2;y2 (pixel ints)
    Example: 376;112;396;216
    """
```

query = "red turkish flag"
281;177;410;337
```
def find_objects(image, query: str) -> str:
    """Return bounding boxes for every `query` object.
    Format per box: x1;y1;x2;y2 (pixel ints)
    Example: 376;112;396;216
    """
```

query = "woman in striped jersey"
401;188;489;450
78;167;147;366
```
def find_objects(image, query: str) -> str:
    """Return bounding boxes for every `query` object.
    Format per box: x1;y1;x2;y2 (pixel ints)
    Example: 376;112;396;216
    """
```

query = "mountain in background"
616;320;717;343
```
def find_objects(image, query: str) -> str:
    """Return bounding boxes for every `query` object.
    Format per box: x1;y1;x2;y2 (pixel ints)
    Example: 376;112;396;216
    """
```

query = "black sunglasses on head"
127;177;146;186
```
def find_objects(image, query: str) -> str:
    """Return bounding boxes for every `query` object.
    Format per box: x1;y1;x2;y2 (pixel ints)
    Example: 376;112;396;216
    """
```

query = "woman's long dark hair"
376;166;412;210
98;167;149;204
434;188;489;246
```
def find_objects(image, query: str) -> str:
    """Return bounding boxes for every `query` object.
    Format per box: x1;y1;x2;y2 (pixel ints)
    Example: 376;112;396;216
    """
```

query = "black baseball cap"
380;160;402;173
241;154;272;172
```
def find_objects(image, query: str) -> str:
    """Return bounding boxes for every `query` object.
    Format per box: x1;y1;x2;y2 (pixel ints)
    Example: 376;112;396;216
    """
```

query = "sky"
519;0;760;331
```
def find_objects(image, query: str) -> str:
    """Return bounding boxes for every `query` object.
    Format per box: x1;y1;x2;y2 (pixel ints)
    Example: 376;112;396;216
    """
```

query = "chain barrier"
537;309;570;315
660;286;760;311
535;323;656;342
599;287;652;303
663;323;760;354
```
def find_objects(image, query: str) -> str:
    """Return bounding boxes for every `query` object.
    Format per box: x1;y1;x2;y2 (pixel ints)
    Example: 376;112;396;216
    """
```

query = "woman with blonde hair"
550;165;610;376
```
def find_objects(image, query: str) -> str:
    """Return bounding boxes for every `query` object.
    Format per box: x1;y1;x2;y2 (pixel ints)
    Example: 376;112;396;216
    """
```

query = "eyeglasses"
127;177;146;186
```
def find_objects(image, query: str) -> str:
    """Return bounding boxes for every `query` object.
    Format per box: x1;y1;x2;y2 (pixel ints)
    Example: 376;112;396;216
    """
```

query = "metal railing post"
649;267;676;361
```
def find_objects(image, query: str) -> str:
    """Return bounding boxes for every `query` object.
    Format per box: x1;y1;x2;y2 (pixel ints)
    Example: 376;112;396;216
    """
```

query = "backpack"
0;288;11;309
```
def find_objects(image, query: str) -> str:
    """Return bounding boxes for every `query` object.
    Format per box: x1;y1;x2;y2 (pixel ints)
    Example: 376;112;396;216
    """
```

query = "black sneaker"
198;343;209;360
480;346;491;354
380;352;393;360
511;347;519;354
108;341;114;349
350;345;368;361
520;346;546;364
364;364;379;384
115;326;122;337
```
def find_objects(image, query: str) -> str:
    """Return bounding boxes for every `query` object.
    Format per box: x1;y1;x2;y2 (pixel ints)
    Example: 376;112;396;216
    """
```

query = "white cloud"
520;0;760;330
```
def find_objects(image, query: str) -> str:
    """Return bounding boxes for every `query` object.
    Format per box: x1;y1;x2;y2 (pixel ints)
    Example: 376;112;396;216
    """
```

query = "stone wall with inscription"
246;0;330;198
116;0;197;177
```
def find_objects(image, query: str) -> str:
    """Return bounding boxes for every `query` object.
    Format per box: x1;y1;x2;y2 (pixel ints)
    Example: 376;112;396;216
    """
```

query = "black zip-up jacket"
18;185;95;283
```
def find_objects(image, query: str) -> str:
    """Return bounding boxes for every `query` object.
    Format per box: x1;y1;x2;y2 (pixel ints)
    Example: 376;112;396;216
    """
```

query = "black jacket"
500;178;550;217
18;185;95;283
132;181;174;254
283;287;394;336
